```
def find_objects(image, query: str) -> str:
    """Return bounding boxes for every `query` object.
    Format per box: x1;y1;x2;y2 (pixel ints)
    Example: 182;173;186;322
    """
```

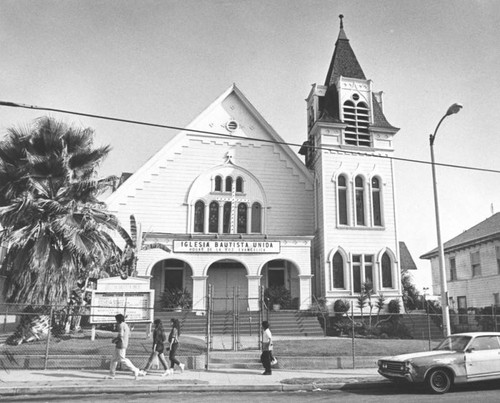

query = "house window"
214;175;222;192
225;176;233;192
449;257;456;281
352;254;373;293
343;100;371;147
332;252;345;289
237;203;247;233
381;252;393;288
251;202;262;233
496;246;500;275
457;296;468;325
236;176;243;193
372;177;382;226
355;176;365;226
338;175;348;225
494;293;500;308
471;251;481;277
194;200;205;233
223;202;231;233
208;201;219;233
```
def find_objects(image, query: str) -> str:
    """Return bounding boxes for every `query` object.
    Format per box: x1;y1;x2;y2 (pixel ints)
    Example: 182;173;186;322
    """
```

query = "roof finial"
339;14;344;29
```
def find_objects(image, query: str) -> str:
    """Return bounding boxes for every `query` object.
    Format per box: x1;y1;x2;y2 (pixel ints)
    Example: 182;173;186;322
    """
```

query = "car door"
465;335;500;379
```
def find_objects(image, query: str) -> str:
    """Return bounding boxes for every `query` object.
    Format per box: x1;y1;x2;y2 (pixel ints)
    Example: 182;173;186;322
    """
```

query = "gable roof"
106;84;313;205
399;241;418;271
420;212;500;259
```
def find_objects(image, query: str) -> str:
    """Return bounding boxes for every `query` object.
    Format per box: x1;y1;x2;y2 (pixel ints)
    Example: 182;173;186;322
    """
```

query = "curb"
0;380;391;397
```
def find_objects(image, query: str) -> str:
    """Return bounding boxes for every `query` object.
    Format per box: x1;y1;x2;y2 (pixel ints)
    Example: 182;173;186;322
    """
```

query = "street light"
429;102;463;337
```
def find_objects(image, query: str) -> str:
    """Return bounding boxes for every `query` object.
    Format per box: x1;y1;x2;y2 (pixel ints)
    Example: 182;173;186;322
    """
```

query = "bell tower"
301;15;402;308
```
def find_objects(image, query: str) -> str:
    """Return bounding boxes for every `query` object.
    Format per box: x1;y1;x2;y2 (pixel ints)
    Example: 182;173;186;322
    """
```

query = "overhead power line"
1;100;500;175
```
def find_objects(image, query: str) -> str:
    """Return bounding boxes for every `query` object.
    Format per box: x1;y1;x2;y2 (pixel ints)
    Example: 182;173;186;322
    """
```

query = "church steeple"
324;15;366;87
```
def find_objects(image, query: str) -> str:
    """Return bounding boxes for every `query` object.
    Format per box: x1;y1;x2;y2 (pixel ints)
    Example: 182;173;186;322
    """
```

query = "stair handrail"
311;295;327;336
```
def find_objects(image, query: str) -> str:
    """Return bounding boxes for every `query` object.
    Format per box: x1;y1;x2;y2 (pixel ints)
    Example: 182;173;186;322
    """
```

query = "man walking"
108;314;145;380
261;321;273;375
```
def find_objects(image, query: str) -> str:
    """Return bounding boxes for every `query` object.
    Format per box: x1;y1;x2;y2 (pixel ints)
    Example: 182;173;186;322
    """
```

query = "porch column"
246;275;262;311
191;275;208;313
298;274;313;310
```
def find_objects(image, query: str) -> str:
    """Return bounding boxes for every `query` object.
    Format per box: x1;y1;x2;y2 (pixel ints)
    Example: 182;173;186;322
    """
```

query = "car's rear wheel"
426;368;452;394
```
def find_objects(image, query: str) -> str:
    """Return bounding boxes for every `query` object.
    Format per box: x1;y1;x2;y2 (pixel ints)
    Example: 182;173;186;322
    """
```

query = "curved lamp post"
429;103;463;337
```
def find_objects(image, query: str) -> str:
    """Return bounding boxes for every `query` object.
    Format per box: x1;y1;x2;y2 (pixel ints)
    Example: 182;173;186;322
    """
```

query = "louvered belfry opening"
343;100;370;147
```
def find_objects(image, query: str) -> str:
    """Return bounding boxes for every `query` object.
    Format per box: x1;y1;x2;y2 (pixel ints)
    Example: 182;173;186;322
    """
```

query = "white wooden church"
106;17;403;313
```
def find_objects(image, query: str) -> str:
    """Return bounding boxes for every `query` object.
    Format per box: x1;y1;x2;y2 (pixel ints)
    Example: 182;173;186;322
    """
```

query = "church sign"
173;240;280;253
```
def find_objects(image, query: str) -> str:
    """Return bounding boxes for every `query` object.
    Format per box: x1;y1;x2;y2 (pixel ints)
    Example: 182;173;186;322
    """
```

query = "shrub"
264;286;291;309
388;299;401;314
161;288;192;310
333;299;350;316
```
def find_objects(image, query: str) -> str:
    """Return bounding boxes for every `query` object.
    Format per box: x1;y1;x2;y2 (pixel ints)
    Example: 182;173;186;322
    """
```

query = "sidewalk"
0;367;389;397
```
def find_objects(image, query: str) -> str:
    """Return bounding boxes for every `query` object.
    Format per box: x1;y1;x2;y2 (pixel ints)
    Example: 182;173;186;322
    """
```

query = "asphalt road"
8;380;500;403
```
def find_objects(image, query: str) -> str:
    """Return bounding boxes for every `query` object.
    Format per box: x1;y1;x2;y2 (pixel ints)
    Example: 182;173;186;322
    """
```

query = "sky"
2;0;500;292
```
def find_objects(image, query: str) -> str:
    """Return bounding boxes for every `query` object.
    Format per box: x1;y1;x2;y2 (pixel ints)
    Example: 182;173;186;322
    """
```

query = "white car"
377;332;500;394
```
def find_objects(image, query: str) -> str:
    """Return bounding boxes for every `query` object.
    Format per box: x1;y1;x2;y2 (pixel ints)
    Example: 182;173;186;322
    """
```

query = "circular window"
352;93;360;101
226;120;239;132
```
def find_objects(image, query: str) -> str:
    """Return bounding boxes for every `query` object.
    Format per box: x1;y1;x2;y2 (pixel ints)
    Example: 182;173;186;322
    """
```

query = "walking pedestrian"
167;318;185;374
108;314;145;380
261;320;273;375
143;319;171;376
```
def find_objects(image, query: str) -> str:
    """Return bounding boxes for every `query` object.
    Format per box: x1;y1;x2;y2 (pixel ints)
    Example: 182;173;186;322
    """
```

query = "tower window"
223;202;231;233
355;175;365;226
381;252;393;288
332;252;345;289
338;175;348;225
343;100;371;147
372;177;382;226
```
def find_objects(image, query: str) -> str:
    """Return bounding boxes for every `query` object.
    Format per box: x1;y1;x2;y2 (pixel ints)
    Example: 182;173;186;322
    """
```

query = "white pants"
109;348;138;375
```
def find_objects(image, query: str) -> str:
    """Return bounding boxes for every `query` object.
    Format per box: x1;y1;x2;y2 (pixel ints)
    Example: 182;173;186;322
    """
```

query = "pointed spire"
324;15;366;86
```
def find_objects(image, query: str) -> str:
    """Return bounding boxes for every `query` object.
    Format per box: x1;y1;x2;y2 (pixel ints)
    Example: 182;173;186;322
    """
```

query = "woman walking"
143;319;170;376
167;318;185;373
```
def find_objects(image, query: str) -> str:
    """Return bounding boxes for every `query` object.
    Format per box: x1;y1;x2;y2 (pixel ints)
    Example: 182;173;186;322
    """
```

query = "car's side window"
470;336;500;351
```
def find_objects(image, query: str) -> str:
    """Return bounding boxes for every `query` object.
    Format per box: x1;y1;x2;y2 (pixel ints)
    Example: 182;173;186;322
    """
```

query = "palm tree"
115;214;170;279
0;117;119;306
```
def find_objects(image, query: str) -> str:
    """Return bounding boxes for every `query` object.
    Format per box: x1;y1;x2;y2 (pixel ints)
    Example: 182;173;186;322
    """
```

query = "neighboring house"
421;212;500;312
106;17;403;313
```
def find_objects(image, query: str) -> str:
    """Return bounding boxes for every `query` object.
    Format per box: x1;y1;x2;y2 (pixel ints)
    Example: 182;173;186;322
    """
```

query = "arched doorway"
207;260;248;312
150;259;193;309
261;259;300;309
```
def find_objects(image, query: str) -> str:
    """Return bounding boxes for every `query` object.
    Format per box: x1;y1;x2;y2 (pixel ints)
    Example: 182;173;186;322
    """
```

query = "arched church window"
332;252;345;289
372;177;382;226
338;175;348;225
355;175;365;226
214;175;222;192
236;176;243;193
251;202;262;233
237;203;247;233
225;176;233;192
194;200;205;233
223;202;231;233
343;100;371;147
209;201;219;233
382;252;393;288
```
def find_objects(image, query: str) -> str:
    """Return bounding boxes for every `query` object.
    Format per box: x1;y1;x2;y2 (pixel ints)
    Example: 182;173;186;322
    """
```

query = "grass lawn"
274;337;439;357
0;328;439;358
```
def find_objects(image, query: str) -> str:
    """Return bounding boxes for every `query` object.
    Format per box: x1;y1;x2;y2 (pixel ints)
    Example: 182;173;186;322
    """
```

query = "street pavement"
0;367;389;398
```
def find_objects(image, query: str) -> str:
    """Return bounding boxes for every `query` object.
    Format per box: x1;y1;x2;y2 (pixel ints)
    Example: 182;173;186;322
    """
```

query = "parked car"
377;332;500;394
